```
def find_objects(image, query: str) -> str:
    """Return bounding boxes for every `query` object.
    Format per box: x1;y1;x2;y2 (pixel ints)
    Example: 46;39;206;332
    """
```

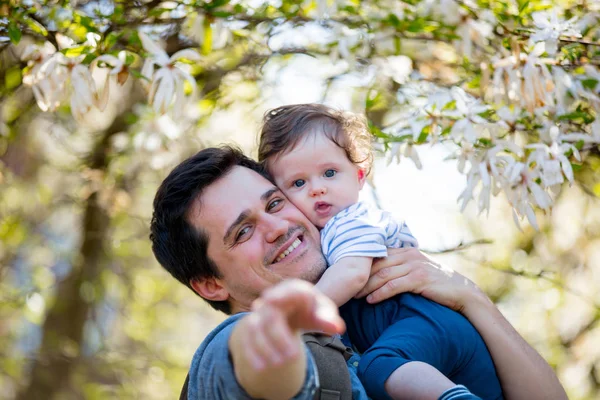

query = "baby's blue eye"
324;169;336;178
293;179;305;188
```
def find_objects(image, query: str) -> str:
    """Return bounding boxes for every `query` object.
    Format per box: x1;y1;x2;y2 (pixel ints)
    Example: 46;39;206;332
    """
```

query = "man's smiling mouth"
274;237;302;263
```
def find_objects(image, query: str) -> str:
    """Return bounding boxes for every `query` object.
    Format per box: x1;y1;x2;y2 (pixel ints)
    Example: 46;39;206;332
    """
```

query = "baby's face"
268;132;365;229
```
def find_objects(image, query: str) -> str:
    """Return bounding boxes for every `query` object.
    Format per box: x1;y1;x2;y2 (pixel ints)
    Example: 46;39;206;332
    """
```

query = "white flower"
92;51;130;111
409;119;429;142
31;52;69;112
456;140;518;215
20;43;67;112
529;10;581;56
374;56;413;84
456;17;494;60
526;125;581;187
449;88;489;143
387;141;422;169
552;67;577;114
521;44;555;112
139;32;201;115
67;57;98;121
316;0;339;18
329;25;368;66
190;15;231;50
492;53;524;104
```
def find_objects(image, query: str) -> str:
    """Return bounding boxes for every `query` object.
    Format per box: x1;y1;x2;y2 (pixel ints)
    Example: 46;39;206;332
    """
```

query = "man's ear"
358;168;366;189
190;277;230;302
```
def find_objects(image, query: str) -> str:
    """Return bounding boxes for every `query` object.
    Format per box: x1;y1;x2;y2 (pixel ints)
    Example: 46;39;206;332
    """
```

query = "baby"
258;104;503;400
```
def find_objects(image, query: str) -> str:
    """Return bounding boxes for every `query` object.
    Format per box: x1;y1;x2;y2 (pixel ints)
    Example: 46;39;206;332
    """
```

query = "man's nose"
263;213;290;243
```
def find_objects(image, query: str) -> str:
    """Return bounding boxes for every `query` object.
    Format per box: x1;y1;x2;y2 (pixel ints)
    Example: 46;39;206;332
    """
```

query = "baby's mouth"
314;202;332;216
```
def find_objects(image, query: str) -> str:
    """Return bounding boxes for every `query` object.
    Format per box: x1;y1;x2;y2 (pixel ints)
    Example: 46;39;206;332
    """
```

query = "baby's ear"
358;168;366;189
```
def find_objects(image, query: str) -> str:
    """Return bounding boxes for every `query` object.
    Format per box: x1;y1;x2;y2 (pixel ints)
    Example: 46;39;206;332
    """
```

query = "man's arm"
229;280;345;400
357;248;568;400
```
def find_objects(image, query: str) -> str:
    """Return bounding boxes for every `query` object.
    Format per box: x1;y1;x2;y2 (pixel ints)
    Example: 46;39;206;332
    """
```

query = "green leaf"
148;8;170;17
518;0;530;14
368;123;389;139
5;67;22;90
212;11;233;18
205;0;229;9
202;18;213;54
557;111;594;124
130;69;150;81
387;13;401;28
581;79;598;91
8;22;22;44
104;31;122;49
442;100;456;111
125;52;135;66
61;46;88;57
124;112;139;125
23;16;48;36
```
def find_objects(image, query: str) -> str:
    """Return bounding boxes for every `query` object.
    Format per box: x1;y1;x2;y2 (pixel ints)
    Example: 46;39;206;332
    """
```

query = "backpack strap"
179;332;354;400
302;332;354;400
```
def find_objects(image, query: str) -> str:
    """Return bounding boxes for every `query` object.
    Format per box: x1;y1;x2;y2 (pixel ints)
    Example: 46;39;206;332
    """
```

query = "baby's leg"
356;314;451;400
385;361;454;400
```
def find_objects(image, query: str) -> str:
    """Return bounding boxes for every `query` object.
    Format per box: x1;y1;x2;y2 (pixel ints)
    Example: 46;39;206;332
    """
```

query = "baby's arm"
315;256;372;307
385;361;458;400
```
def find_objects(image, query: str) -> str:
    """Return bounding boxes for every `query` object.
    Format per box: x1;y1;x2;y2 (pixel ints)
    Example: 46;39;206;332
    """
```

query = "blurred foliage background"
1;0;600;399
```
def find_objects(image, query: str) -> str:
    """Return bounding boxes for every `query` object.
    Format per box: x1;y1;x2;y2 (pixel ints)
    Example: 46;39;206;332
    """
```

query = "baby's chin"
311;216;330;230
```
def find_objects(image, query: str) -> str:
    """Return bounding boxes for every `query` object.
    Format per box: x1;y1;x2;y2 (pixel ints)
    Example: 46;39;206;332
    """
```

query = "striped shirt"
321;202;418;266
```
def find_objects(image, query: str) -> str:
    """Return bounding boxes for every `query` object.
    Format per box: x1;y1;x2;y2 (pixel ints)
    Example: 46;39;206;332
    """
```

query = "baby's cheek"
287;193;313;217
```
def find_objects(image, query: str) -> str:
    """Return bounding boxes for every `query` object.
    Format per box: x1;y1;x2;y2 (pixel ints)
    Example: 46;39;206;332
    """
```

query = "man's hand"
356;248;485;313
242;279;346;371
356;248;568;400
230;280;345;400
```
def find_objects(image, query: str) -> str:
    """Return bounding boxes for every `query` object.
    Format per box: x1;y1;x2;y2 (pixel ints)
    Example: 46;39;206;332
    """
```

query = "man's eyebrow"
223;187;281;244
261;187;280;202
223;210;250;244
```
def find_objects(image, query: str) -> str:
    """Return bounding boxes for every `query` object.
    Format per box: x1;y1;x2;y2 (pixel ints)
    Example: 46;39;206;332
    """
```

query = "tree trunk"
18;115;128;400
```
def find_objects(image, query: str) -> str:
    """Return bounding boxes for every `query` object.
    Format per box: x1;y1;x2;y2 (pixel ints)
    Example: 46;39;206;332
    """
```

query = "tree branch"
422;238;494;254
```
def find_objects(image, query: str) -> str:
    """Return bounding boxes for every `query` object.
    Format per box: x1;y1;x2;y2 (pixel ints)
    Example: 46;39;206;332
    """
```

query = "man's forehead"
191;166;273;226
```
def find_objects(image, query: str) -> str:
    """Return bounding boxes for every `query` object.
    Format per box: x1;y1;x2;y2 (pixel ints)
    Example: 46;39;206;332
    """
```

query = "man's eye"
267;198;284;211
293;179;305;188
324;169;336;178
236;226;250;241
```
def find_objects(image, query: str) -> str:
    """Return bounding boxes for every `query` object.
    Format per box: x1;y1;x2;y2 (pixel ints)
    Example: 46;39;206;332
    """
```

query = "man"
150;146;567;400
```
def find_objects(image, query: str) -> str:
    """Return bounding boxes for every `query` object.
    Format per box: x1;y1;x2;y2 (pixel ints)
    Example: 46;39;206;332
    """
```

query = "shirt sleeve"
188;314;319;400
438;385;482;400
322;203;418;266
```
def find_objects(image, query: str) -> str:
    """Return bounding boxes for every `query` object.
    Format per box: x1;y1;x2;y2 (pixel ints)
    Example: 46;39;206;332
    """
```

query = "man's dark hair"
150;146;267;315
258;103;373;174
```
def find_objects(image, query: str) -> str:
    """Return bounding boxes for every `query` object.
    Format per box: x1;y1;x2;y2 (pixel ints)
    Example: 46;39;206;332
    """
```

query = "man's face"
189;166;326;313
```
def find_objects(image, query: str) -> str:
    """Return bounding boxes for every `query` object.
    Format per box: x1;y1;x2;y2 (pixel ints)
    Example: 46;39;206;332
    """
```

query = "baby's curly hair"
258;104;373;175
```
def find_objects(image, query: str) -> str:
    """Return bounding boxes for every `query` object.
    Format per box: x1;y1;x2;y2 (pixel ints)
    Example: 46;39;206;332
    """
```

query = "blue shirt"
187;313;482;399
187;313;368;399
